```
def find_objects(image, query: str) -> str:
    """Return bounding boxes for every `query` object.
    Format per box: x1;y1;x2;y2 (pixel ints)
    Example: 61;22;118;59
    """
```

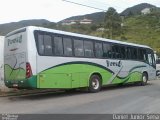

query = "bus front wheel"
141;73;148;86
88;75;101;93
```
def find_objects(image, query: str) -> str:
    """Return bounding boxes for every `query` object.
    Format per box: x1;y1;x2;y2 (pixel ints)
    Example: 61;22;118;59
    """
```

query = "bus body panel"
36;55;153;88
4;30;27;83
27;27;38;88
4;27;38;88
27;27;38;76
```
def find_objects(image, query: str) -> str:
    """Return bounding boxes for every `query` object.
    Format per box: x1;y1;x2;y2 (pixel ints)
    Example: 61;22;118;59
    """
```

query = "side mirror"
156;70;160;76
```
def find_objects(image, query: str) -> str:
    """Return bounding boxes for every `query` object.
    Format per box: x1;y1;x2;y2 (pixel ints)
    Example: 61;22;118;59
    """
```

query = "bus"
156;57;160;77
4;26;156;92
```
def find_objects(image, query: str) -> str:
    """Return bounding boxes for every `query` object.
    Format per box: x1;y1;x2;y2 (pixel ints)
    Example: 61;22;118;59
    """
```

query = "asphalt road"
0;79;160;114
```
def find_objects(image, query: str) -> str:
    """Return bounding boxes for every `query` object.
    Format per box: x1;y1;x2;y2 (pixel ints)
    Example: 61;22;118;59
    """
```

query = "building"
141;8;151;14
0;36;9;92
62;20;77;25
79;19;92;24
62;18;93;25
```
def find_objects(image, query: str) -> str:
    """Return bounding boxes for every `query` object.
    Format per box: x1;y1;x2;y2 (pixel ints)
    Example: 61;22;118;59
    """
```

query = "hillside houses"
62;18;93;25
141;8;151;14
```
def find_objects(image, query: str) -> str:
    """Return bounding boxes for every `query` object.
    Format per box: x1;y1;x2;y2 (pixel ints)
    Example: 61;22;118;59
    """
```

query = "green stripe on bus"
37;62;143;88
38;63;113;88
4;64;25;80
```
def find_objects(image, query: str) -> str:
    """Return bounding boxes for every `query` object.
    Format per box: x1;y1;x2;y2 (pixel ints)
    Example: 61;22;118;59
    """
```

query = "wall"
0;36;9;92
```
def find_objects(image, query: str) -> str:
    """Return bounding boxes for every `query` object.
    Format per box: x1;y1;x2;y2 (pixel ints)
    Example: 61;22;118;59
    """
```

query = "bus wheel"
88;75;101;93
141;73;148;86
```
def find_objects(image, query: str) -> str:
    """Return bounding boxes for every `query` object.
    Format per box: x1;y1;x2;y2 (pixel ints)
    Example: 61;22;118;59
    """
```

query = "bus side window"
63;37;73;56
148;53;152;65
138;49;144;61
126;47;131;60
113;45;126;59
131;48;138;60
143;50;148;62
112;45;116;59
152;53;156;67
151;51;156;67
38;34;44;55
44;35;52;56
157;59;160;64
119;46;125;59
54;36;63;56
74;39;84;57
138;49;147;62
95;42;103;58
103;43;112;58
84;40;94;57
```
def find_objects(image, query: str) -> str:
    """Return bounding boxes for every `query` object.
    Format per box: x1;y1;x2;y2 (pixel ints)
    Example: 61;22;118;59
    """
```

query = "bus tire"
88;75;101;93
141;73;148;86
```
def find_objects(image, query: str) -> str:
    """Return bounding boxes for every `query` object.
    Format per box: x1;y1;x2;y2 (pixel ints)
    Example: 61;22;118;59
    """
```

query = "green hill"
122;10;160;54
45;9;160;55
59;12;105;24
121;3;156;16
0;19;53;35
60;12;160;55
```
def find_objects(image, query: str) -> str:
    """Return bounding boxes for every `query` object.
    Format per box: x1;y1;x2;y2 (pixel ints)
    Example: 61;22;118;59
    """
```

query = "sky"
0;0;160;24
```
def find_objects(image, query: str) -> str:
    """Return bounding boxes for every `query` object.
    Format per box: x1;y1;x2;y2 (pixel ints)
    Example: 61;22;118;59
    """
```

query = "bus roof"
6;26;152;49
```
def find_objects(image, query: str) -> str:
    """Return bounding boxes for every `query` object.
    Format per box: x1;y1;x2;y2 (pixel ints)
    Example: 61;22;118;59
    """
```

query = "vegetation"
120;3;155;16
48;7;160;55
0;19;52;35
122;9;160;55
103;7;122;39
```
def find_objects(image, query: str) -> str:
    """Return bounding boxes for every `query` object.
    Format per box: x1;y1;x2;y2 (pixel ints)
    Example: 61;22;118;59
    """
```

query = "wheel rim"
143;75;147;83
92;78;99;90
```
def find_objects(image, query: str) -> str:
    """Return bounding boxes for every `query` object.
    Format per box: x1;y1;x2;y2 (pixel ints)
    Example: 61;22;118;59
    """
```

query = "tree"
128;11;134;16
104;7;122;39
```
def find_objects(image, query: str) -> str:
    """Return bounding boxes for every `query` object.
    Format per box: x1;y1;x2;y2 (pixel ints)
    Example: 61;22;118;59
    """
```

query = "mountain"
59;3;158;24
59;12;105;24
121;3;156;16
0;19;53;35
57;3;160;55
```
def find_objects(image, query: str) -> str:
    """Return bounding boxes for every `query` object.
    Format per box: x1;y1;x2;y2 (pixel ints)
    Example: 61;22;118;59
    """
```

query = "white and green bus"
4;26;156;92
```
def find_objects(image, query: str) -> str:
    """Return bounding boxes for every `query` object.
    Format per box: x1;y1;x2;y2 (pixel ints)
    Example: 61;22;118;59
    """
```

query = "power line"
62;0;106;11
88;0;118;10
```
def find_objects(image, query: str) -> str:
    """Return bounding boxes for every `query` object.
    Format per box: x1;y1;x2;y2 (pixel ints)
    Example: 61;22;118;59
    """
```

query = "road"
0;79;160;114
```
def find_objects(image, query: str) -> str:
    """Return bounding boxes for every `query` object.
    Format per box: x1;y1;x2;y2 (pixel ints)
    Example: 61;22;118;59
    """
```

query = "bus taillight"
26;62;32;78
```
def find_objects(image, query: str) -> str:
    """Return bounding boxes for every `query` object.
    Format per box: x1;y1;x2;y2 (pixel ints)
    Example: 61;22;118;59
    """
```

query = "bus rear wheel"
141;73;148;86
88;75;101;93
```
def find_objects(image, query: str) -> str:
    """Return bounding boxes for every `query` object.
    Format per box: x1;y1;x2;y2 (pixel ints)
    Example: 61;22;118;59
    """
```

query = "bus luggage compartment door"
38;73;72;88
